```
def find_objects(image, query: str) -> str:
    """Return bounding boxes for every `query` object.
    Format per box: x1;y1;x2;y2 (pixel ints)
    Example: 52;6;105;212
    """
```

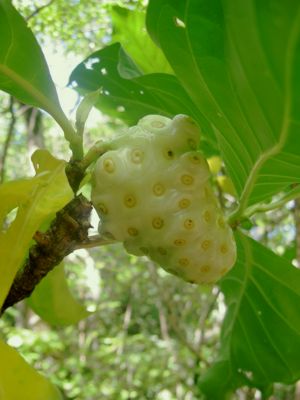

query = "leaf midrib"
230;6;300;214
0;64;55;118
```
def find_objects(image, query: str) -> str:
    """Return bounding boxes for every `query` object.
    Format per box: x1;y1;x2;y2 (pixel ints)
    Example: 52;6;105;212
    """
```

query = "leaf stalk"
228;185;300;226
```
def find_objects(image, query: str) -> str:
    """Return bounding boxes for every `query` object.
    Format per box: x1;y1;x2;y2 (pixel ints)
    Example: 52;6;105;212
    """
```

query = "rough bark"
1;194;92;315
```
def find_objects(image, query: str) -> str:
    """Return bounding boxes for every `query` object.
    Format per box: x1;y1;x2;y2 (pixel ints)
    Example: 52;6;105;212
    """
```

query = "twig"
78;140;110;170
0;194;92;315
74;234;118;249
26;0;55;21
65;140;110;192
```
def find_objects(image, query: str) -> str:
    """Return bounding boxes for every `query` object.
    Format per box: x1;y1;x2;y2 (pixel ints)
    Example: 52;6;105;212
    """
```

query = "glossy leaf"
69;42;215;145
199;231;300;397
146;0;300;205
0;338;62;400
28;262;89;326
0;150;73;308
0;0;74;143
110;5;172;74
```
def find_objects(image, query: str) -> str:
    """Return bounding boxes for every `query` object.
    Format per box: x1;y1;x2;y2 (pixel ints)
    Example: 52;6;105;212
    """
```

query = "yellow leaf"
0;175;45;227
207;156;222;175
0;339;62;400
217;175;237;197
0;150;73;308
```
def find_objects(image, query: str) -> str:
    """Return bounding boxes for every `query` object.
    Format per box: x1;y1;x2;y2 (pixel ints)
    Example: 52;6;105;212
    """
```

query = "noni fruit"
91;114;236;284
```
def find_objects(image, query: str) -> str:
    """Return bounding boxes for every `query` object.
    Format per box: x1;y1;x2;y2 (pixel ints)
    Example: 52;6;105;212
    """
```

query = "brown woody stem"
0;194;92;315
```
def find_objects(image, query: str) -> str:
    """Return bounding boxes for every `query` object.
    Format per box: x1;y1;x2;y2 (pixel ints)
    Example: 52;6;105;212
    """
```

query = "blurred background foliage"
0;1;299;399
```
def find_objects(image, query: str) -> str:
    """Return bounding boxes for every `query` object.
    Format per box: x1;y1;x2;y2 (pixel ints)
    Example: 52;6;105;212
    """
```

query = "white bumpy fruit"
91;114;236;284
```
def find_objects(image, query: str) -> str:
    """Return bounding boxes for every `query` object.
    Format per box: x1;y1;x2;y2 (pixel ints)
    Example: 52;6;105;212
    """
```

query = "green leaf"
0;2;60;119
200;231;300;396
0;338;62;399
69;43;215;145
28;262;90;326
146;0;300;207
198;360;246;400
110;5;172;74
0;0;82;157
0;149;73;308
75;89;101;136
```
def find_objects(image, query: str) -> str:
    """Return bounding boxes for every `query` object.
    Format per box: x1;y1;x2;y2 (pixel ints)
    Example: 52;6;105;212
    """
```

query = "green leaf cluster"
69;0;300;397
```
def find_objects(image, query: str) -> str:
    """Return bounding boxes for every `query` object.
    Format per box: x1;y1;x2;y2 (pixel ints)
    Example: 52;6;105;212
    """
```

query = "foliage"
0;149;73;307
70;1;300;395
27;261;90;326
0;0;300;399
0;337;62;399
14;0;147;54
201;232;300;397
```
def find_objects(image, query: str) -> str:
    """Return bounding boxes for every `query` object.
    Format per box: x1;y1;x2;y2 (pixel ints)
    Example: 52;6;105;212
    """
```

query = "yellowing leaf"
0;150;73;308
207;156;222;175
28;262;90;326
0;339;62;400
217;175;237;197
0;175;45;227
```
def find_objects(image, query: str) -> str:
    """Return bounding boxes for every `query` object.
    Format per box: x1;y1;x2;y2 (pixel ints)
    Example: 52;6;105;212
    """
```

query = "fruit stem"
74;235;119;249
55;112;83;160
79;140;111;171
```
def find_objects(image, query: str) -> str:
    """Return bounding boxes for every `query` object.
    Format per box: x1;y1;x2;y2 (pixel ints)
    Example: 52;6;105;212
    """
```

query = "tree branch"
0;108;109;315
0;194;92;315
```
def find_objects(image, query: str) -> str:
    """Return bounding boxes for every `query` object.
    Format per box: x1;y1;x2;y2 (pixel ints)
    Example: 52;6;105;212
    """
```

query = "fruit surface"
92;114;236;284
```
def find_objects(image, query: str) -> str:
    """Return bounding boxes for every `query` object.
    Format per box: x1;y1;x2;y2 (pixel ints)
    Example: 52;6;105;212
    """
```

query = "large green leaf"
0;0;73;140
69;42;215;145
146;0;300;206
110;5;172;74
199;231;300;398
0;150;73;308
28;262;89;326
0;338;62;399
